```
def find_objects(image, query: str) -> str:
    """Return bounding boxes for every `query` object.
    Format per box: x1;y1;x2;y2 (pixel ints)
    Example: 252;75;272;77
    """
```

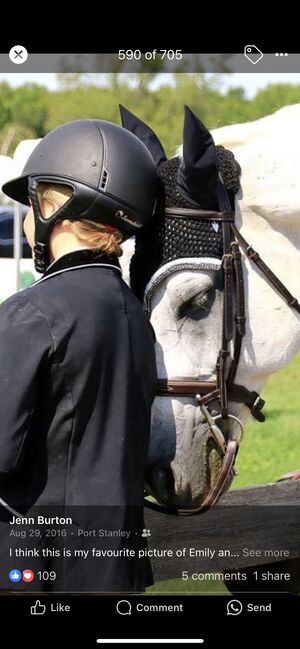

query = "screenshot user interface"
0;43;299;645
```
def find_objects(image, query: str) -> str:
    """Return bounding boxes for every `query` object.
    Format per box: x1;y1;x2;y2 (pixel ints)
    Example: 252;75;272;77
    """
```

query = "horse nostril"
145;467;175;501
155;467;175;499
164;467;175;498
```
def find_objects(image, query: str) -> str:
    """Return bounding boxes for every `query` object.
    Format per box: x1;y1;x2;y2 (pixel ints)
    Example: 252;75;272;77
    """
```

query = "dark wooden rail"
145;481;300;591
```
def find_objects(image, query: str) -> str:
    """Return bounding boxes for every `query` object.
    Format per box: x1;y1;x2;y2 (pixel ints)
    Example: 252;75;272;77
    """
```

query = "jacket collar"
43;249;121;278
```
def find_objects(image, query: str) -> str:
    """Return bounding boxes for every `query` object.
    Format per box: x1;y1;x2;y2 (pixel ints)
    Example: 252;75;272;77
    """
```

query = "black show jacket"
0;249;157;591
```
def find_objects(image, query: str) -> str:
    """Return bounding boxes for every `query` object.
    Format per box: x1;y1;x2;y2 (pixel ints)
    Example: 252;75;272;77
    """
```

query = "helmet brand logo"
115;210;142;228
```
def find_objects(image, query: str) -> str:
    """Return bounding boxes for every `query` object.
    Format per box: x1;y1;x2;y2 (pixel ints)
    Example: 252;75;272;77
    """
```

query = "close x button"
9;45;29;64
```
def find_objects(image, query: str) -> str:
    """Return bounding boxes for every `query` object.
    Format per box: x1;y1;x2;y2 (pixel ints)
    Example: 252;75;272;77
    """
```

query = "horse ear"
119;105;167;166
177;105;218;207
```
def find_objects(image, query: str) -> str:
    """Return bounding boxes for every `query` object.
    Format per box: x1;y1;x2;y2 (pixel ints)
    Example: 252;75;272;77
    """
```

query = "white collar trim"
30;263;122;288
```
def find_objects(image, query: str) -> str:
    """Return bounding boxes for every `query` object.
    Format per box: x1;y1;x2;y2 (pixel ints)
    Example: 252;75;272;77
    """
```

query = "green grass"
148;352;300;593
234;351;300;487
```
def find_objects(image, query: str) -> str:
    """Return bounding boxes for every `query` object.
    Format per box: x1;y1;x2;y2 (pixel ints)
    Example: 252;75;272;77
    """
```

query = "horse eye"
177;290;212;320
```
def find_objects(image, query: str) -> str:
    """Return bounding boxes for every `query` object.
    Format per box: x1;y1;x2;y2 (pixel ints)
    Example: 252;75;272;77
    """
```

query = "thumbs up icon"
30;600;46;615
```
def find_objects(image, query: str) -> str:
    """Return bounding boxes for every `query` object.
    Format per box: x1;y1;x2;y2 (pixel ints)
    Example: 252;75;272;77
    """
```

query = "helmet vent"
100;168;109;191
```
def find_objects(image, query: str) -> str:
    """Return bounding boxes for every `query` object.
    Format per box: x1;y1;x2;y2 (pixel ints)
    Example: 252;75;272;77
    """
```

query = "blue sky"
1;73;300;98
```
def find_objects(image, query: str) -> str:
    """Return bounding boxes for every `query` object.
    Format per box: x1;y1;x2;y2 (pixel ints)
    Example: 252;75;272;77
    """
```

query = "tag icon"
244;45;263;64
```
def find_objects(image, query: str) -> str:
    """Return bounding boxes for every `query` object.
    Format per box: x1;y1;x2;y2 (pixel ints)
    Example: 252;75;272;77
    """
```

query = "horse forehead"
212;109;300;215
212;105;300;175
236;135;300;169
212;104;300;152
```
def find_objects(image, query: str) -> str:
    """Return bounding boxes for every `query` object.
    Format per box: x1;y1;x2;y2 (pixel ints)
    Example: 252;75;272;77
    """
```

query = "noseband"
145;177;300;516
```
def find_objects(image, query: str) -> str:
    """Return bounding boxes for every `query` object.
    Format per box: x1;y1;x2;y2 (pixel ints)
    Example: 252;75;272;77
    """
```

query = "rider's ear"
119;105;167;166
177;105;218;208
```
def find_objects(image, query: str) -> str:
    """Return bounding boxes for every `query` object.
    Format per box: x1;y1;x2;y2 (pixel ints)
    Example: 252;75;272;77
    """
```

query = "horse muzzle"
145;409;243;514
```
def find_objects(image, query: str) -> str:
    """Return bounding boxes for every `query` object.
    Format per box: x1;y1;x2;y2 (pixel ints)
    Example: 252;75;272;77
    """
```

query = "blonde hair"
37;182;123;257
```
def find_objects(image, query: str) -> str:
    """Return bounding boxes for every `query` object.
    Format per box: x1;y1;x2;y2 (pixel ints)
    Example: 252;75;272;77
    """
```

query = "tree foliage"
0;75;300;157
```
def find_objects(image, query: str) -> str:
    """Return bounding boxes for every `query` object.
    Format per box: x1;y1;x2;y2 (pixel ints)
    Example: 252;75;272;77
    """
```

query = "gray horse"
120;104;300;512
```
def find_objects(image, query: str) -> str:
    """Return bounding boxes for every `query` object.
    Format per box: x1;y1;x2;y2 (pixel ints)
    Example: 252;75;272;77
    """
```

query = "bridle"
144;176;300;516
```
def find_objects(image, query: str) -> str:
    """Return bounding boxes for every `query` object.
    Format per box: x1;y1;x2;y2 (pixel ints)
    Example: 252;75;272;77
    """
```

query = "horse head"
121;104;300;512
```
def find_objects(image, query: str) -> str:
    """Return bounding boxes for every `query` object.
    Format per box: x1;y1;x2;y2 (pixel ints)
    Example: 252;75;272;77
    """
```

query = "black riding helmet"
2;119;159;272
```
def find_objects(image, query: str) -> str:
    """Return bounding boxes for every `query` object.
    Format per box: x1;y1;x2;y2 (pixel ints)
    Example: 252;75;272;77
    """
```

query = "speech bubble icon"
227;599;243;616
116;600;132;615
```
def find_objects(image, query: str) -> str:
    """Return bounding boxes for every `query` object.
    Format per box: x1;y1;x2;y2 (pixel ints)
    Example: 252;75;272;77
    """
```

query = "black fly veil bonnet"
121;106;241;302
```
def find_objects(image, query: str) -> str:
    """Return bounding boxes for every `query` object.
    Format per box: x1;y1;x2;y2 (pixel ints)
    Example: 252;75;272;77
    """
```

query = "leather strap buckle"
246;245;259;262
250;394;265;422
